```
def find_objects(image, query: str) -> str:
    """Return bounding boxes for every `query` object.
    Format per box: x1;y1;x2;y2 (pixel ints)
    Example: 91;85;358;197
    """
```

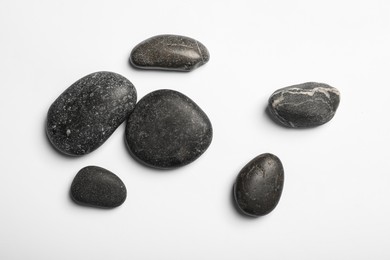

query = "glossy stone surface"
125;89;212;169
268;82;340;128
234;153;284;217
70;166;127;208
46;71;137;156
130;34;210;72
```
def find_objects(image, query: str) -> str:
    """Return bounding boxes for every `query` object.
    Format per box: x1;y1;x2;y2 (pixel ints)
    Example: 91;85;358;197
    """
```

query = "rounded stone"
125;89;213;169
268;82;340;128
46;71;137;156
234;153;284;217
70;166;127;208
130;34;210;72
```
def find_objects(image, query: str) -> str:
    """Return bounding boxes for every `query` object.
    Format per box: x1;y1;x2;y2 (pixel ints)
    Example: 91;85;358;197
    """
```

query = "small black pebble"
130;34;210;72
268;82;340;128
234;153;284;217
46;71;137;156
70;166;127;208
125;89;213;169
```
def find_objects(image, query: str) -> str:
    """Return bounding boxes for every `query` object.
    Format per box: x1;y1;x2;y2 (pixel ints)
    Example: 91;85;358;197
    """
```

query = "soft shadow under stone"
125;89;213;169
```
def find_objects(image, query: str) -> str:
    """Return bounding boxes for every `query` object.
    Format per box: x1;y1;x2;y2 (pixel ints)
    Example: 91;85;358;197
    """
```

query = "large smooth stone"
70;166;127;208
125;89;213;169
268;82;340;128
234;153;284;217
46;71;137;156
130;34;210;72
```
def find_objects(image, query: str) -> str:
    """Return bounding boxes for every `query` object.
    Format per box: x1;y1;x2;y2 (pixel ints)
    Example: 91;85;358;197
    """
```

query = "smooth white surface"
1;0;389;259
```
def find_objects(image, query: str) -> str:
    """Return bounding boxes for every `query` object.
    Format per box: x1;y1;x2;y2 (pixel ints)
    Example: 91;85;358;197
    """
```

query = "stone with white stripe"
268;82;340;128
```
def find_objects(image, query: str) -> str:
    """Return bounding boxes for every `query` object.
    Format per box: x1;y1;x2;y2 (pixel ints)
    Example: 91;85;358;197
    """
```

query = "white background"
0;0;389;259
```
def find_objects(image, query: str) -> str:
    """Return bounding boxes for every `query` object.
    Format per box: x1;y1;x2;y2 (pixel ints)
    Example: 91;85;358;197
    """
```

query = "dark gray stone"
130;34;210;72
70;166;127;208
46;71;137;156
234;153;284;217
125;89;212;169
268;82;340;128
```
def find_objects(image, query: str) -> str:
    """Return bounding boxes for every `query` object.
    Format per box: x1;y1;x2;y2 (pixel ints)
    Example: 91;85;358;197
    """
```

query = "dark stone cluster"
45;35;341;217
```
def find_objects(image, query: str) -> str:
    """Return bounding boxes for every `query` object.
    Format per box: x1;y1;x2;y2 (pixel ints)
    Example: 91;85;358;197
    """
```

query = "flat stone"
234;153;284;217
125;89;213;169
46;71;137;156
268;82;340;128
130;34;210;72
70;166;127;208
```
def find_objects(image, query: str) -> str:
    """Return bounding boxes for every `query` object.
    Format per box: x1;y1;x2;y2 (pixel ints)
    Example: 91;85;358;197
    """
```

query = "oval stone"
234;153;284;217
125;89;213;169
268;82;340;128
130;34;210;72
70;166;127;208
46;71;137;156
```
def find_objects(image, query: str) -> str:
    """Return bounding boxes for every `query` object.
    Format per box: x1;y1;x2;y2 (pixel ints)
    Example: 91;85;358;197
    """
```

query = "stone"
268;82;340;128
46;71;137;156
234;153;284;217
70;166;127;208
130;34;210;72
125;89;213;169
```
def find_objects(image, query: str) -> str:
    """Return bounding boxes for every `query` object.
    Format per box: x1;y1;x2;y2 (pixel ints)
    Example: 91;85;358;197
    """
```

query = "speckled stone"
46;71;137;156
234;153;284;217
268;82;340;128
130;34;210;72
70;166;127;208
125;89;212;169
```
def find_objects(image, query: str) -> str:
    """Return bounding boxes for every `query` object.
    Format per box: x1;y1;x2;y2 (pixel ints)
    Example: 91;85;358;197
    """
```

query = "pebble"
70;166;127;208
46;71;137;156
234;153;284;217
268;82;340;128
130;34;210;72
125;89;213;169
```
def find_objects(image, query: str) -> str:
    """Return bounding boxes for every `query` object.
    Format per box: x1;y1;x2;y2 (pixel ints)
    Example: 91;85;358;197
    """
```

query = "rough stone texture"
130;34;210;72
268;82;340;128
70;166;127;208
46;71;137;156
234;153;284;217
125;89;212;169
